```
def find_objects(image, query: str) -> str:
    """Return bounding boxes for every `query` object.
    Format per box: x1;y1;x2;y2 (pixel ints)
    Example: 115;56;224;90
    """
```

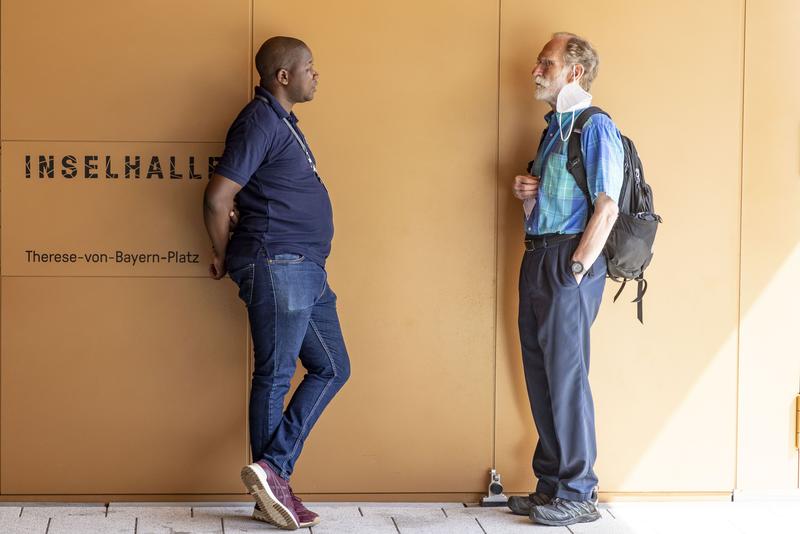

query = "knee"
336;357;351;386
324;355;350;390
308;353;349;388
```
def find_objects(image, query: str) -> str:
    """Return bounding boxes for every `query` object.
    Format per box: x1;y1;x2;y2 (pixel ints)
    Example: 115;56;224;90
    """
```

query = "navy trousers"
518;236;606;501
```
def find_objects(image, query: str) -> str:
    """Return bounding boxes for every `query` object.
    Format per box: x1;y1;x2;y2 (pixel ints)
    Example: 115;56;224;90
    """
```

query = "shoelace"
529;492;551;505
288;486;306;509
549;498;590;514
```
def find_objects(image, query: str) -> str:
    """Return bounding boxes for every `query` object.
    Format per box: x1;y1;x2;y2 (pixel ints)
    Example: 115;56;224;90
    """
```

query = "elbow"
203;189;230;216
605;201;619;224
596;195;619;226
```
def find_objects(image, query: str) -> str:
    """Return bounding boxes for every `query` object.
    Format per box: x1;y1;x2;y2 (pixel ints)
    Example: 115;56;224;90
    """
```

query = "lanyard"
254;94;319;176
281;117;318;175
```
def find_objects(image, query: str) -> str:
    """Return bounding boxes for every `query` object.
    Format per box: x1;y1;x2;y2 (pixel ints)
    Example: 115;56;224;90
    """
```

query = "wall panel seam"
1;140;223;144
245;0;255;469
734;0;747;492
490;0;502;471
0;276;224;279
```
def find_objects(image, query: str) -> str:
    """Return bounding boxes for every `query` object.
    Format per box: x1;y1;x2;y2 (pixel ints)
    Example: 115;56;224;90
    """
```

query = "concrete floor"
0;500;798;533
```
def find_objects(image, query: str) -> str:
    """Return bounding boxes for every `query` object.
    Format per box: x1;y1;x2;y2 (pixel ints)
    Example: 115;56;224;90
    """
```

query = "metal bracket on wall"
480;469;508;507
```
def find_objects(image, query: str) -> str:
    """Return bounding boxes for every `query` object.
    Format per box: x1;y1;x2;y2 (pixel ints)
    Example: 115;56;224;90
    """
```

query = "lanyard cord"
281;117;317;174
254;94;318;175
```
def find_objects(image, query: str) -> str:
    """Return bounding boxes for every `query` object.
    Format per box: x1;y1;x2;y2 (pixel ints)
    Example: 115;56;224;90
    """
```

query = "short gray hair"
553;32;599;91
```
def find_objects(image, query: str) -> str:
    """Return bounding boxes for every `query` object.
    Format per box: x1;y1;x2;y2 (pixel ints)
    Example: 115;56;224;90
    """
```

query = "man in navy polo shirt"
203;36;349;530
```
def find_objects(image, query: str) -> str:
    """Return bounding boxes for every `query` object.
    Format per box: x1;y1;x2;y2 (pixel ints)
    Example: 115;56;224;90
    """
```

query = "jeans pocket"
271;263;326;311
228;263;255;306
270;253;305;264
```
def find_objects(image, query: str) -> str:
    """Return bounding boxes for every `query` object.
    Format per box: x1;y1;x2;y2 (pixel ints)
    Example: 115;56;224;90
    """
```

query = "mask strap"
557;65;583;141
558;109;576;142
572;64;582;84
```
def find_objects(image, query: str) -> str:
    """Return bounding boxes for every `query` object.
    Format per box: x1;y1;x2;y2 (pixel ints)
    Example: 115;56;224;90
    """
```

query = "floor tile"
0;514;50;534
359;503;453;519
47;516;135;534
0;506;23;520
309;515;398;534
394;515;484;533
18;505;106;518
106;506;190;521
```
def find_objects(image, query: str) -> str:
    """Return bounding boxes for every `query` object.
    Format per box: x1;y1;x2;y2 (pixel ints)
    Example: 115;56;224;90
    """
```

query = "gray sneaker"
507;492;552;516
530;497;601;526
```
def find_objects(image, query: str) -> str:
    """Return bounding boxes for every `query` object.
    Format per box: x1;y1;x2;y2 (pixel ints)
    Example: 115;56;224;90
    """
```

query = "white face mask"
556;65;592;141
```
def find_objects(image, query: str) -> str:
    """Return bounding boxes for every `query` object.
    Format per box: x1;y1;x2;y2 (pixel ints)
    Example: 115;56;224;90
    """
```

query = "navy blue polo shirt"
216;86;333;267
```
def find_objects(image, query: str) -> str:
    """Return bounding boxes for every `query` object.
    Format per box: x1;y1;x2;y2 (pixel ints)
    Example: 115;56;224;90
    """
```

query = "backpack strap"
633;276;647;324
527;126;550;174
566;106;609;211
613;275;648;324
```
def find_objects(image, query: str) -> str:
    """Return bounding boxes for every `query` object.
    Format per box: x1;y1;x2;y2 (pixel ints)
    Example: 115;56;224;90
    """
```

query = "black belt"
524;233;580;251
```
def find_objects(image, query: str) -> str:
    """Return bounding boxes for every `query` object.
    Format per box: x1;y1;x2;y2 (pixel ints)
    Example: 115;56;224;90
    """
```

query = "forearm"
203;198;232;259
572;197;618;268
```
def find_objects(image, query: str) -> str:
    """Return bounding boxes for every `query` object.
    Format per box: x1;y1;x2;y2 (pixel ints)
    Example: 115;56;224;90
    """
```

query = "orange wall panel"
252;0;499;493
1;142;223;277
495;0;743;493
737;0;800;493
1;277;248;494
0;0;251;142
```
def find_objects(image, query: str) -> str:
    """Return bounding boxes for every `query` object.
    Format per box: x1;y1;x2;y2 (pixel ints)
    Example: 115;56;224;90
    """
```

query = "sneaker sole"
533;511;601;526
253;507;320;528
241;464;299;530
251;506;281;528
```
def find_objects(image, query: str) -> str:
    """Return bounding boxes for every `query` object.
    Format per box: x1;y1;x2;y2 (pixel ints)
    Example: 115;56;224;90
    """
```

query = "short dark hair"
255;36;309;86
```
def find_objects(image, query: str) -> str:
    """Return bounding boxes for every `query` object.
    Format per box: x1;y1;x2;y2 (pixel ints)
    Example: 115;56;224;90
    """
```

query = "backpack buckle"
567;157;581;170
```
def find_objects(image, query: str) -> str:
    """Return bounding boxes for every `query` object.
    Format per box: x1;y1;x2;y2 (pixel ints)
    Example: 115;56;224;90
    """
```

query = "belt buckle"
524;238;539;251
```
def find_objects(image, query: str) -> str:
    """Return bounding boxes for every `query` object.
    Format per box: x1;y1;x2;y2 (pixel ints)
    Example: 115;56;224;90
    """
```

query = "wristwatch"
570;260;585;275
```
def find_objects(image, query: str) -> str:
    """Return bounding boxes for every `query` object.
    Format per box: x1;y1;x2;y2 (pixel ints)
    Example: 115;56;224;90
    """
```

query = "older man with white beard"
507;32;624;527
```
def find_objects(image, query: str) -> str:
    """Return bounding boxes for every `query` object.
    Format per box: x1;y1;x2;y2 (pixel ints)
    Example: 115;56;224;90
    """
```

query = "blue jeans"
518;236;605;501
227;248;350;480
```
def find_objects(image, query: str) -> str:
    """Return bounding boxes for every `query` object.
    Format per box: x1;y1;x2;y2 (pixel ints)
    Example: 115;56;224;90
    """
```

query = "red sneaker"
254;486;320;528
289;486;320;527
241;461;299;530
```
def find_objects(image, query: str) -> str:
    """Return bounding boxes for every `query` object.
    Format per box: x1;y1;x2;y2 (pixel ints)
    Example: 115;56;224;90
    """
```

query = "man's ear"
276;68;289;86
572;63;585;82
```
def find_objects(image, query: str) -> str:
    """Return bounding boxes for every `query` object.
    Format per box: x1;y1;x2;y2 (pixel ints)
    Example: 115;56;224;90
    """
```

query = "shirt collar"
254;86;299;123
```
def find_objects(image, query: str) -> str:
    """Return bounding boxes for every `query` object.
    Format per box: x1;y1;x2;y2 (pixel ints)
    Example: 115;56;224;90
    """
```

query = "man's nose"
532;64;543;77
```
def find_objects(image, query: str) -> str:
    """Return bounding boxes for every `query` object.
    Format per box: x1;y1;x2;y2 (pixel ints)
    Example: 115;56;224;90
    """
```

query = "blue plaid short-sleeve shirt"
526;107;624;235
